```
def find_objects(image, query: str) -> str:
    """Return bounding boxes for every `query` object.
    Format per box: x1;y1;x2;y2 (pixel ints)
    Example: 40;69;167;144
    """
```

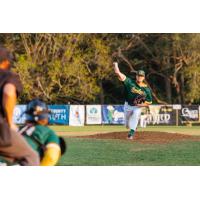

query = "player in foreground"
0;99;67;166
0;47;39;165
19;99;67;166
113;62;152;139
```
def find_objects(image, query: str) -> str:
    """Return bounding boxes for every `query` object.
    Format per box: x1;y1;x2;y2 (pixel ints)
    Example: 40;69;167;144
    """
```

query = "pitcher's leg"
124;102;133;129
128;107;142;139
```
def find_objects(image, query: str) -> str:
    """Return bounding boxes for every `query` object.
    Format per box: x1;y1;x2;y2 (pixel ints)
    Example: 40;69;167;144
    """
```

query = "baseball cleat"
127;135;133;140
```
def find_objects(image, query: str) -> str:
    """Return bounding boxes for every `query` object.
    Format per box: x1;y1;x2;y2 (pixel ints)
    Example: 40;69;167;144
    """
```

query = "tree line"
0;33;199;105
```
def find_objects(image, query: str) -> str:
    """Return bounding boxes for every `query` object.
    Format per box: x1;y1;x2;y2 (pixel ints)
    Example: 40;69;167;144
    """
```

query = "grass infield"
49;125;200;166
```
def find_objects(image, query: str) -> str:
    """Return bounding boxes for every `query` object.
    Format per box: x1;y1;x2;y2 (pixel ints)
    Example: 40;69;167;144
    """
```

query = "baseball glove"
133;94;146;105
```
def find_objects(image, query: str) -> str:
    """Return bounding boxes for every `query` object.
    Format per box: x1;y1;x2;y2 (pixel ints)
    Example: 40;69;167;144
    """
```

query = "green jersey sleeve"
45;129;60;146
123;76;132;87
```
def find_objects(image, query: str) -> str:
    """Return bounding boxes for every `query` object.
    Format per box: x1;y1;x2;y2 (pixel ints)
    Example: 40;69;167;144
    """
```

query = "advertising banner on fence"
140;105;176;126
86;105;102;124
180;105;200;123
69;105;85;126
48;105;69;125
102;105;125;124
13;105;27;124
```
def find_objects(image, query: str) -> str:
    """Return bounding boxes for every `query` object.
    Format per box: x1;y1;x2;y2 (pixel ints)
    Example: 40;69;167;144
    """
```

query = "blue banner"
48;105;69;125
102;105;125;124
13;105;27;124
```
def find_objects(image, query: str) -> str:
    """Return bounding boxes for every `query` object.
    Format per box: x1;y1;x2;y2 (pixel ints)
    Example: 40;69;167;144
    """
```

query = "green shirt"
23;125;60;156
123;76;152;105
0;125;59;165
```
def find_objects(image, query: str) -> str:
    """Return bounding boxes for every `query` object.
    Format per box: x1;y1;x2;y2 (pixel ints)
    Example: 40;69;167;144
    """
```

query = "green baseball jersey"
123;76;152;105
23;125;60;156
0;125;59;165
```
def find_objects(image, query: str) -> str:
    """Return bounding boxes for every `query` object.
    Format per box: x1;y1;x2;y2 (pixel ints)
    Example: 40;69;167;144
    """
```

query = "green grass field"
50;125;200;166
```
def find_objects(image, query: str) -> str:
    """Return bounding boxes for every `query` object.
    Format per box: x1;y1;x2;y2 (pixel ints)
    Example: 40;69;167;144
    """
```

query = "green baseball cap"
137;70;145;76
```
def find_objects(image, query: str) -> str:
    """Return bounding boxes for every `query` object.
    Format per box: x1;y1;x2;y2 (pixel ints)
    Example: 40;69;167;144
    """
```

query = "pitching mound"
78;131;200;144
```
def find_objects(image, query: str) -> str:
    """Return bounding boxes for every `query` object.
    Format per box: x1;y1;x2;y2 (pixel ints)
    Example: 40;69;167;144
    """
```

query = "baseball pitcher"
113;62;152;139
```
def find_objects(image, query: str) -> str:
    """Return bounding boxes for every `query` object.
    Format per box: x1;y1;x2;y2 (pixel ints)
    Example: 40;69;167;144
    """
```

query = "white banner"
86;105;102;124
13;105;27;124
69;105;85;126
173;104;182;110
199;106;200;121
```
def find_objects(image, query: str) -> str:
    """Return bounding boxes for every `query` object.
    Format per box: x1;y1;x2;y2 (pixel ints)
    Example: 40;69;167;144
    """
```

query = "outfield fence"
13;104;200;126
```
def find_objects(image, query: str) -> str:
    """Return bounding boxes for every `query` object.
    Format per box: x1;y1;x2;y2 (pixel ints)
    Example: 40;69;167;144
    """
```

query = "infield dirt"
77;131;200;144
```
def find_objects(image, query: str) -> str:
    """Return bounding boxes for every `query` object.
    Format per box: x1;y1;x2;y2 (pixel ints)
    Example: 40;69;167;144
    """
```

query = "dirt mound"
78;131;200;144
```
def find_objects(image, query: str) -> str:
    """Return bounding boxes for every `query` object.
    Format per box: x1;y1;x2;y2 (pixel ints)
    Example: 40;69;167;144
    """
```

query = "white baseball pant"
124;102;142;130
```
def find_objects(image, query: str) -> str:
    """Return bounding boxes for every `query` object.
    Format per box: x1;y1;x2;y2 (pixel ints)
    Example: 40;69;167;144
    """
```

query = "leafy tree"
0;33;199;104
14;33;113;104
